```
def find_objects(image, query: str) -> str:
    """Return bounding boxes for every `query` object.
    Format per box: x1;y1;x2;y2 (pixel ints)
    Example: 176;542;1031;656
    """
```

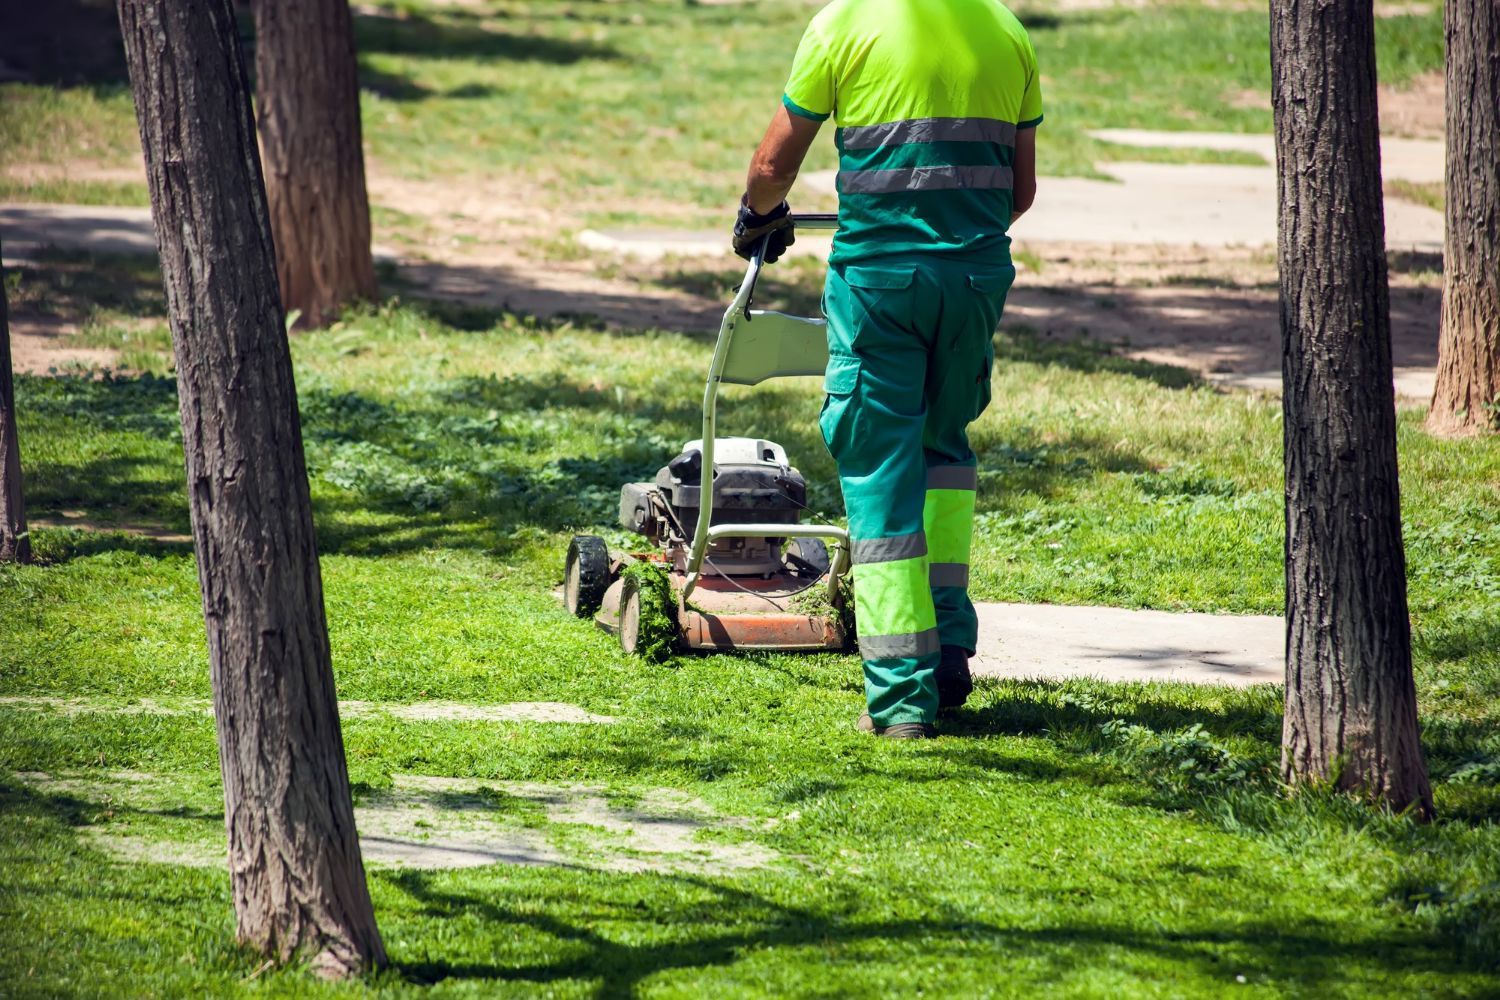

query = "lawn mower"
563;214;854;655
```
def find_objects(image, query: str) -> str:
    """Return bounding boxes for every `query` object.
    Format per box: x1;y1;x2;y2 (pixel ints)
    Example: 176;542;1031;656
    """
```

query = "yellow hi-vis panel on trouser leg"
925;488;976;589
852;555;939;659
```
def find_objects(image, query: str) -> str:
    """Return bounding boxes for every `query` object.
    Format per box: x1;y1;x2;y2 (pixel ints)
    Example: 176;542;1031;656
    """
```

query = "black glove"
732;198;796;263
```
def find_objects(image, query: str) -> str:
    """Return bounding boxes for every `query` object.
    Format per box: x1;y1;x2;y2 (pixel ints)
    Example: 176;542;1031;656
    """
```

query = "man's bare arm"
1011;126;1037;223
745;106;823;213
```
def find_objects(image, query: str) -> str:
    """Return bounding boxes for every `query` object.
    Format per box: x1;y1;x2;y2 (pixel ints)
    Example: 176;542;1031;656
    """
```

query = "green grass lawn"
0;0;1445;226
2;249;1498;995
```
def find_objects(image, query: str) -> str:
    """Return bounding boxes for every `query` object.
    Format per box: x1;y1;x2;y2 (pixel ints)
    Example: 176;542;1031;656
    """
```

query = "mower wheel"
564;535;611;617
618;572;677;661
785;537;831;578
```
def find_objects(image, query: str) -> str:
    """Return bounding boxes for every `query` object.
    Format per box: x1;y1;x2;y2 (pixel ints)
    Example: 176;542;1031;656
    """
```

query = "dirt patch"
1380;71;1445;139
30;512;191;542
2;161;145;186
7;314;119;375
1004;241;1442;397
6;158;1443;395
12;770;781;874
365;164;723;332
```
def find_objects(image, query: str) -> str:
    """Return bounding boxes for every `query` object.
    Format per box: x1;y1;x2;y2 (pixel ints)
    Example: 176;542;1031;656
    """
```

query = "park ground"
2;0;1499;995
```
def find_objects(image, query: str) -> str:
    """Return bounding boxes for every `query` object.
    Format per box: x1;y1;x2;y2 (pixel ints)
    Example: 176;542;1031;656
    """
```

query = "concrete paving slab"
1088;128;1445;184
971;602;1283;687
578;226;831;261
0;202;399;263
800;161;1444;250
2;203;158;257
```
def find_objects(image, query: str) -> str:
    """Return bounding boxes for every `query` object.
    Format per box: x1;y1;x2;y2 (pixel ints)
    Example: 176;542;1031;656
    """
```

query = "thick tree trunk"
0;252;31;565
117;0;385;976
252;0;376;330
1270;0;1434;817
1427;0;1500;435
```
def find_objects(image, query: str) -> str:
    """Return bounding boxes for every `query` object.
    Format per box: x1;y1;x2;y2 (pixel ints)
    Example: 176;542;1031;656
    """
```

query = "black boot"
935;644;973;710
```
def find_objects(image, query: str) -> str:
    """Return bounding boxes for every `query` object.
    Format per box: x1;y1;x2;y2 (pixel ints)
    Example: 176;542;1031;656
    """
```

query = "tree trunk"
0;252;31;565
251;0;376;330
1270;0;1434;817
1427;0;1500;435
117;0;385;976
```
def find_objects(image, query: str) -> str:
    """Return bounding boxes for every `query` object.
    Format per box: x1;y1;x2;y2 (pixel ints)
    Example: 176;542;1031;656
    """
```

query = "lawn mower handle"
739;213;838;311
681;213;849;603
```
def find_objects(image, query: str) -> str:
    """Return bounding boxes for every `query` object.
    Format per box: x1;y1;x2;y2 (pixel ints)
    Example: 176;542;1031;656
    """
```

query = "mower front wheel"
564;535;611;617
618;571;678;661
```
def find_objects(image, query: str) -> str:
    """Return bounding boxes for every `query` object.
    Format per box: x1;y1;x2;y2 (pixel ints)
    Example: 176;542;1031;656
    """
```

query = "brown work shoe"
857;713;936;739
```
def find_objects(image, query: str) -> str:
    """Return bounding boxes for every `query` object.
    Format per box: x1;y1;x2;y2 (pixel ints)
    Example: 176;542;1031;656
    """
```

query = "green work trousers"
820;255;1014;726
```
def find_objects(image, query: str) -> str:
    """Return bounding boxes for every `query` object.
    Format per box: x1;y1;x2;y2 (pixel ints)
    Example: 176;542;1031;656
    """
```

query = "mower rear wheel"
785;537;831;578
564;535;610;617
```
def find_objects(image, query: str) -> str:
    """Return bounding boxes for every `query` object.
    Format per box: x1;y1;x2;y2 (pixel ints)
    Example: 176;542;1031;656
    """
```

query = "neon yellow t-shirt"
782;0;1042;263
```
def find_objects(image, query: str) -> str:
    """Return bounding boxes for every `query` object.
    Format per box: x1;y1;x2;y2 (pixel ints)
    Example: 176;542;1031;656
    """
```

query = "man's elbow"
1012;178;1037;216
751;154;800;189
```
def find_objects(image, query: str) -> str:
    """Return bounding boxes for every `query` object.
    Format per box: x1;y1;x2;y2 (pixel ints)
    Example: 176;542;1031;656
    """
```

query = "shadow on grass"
19;353;1154;563
947;677;1283;743
5;766;1472;989
357;64;509;103
383;866;1464;993
997;327;1201;390
9;250;167;323
353;7;620;65
652;267;825;319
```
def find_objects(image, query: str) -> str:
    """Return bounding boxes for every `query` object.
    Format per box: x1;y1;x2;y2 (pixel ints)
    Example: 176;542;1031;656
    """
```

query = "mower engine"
619;437;811;575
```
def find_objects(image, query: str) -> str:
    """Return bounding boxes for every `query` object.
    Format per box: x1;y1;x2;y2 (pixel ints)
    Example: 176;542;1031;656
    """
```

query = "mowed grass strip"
2;248;1498;994
0;0;1445;223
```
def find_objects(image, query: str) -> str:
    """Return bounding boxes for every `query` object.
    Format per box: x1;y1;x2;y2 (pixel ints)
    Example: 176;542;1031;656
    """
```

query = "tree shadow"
652;267;825;319
381;865;1465;993
944;677;1284;744
352;8;621;64
996;327;1202;389
8;249;167;323
357;64;511;103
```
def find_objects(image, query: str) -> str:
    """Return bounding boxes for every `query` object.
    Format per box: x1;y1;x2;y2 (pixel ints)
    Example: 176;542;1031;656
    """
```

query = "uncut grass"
2;264;1498;992
1;0;1445;224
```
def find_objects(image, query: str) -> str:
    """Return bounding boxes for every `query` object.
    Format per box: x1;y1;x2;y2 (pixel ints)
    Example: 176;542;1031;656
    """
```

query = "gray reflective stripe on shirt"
840;117;1018;150
929;562;970;588
927;465;979;491
838;165;1014;195
852;531;927;565
859;627;942;660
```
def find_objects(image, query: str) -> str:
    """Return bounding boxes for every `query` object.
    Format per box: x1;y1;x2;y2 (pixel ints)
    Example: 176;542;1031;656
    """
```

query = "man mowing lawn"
733;0;1042;738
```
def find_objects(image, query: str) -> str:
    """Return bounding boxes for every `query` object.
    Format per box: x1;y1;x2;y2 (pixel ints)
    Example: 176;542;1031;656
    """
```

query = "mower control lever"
743;213;839;310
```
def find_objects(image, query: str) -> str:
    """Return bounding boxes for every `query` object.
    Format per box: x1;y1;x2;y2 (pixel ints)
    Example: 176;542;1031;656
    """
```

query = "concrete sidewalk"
970;602;1283;687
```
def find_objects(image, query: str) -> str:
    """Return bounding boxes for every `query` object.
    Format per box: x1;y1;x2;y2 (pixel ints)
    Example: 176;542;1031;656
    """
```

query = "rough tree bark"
117;0;385;976
252;0;376;330
0;251;31;565
1427;0;1500;435
1270;0;1434;817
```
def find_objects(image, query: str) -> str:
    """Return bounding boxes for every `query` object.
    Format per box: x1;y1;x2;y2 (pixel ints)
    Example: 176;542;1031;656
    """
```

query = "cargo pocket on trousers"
819;353;863;459
967;269;1013;420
